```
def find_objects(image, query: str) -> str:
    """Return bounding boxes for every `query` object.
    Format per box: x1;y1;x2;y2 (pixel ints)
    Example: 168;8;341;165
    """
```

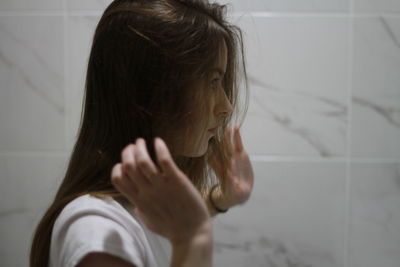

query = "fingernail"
158;138;166;148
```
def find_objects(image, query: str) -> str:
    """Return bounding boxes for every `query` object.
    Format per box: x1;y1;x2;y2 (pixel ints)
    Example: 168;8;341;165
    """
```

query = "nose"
214;89;233;119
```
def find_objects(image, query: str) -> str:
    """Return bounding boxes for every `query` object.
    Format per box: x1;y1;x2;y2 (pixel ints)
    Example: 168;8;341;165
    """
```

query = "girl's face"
177;40;233;157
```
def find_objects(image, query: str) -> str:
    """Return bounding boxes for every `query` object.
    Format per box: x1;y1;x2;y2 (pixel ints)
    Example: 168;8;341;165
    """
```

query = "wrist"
171;220;213;248
209;184;230;213
170;223;213;267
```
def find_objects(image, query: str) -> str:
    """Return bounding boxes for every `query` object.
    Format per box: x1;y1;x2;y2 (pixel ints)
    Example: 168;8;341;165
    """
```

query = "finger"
112;163;139;194
118;158;140;194
225;127;234;157
230;156;238;176
135;138;160;183
121;144;150;188
233;126;244;153
154;137;182;178
111;163;139;202
122;171;139;194
111;162;124;184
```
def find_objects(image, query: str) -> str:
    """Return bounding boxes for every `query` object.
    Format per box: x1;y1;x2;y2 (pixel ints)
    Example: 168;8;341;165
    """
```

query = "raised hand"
211;126;254;208
111;137;211;245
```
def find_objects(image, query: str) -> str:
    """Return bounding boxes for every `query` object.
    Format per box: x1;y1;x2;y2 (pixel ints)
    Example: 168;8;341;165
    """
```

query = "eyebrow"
209;67;225;76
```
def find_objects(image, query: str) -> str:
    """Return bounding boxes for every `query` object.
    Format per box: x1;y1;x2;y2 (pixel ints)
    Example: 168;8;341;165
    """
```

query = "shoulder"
59;194;132;218
55;194;141;231
50;194;146;267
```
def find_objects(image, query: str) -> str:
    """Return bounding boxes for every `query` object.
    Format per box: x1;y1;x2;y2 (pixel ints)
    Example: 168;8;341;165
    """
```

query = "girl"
30;0;254;266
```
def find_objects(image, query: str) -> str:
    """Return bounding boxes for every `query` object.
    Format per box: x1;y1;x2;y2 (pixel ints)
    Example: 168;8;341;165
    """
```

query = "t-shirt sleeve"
50;206;146;267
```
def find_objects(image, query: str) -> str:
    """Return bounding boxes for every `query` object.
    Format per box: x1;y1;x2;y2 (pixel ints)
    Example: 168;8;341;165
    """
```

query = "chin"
186;151;207;158
184;146;208;158
181;139;211;157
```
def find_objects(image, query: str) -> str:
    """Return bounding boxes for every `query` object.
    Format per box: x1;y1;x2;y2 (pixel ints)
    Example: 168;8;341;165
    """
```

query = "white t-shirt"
49;194;172;267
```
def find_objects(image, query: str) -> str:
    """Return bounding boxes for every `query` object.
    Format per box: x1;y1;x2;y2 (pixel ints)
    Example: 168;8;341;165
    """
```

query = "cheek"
205;95;216;116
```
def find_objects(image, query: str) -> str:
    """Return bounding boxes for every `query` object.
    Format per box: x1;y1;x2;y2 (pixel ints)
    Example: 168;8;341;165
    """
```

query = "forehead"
209;40;227;74
208;67;225;76
189;39;227;82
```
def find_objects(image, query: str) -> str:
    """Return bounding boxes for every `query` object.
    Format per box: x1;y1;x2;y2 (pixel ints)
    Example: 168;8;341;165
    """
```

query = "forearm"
170;223;213;267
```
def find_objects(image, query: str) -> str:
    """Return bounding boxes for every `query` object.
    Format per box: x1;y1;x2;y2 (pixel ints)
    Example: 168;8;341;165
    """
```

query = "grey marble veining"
352;16;400;157
215;234;314;267
353;97;400;128
236;17;349;157
0;1;399;267
354;0;400;13
248;75;348;121
349;163;400;267
0;22;63;114
0;16;65;150
213;161;346;267
380;17;400;49
0;154;68;267
248;75;347;157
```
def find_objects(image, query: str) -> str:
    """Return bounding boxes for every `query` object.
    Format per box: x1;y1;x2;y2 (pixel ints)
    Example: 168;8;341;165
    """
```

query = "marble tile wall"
0;0;399;267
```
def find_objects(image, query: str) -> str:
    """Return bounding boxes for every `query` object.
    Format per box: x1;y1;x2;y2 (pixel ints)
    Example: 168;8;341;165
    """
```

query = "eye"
211;78;220;89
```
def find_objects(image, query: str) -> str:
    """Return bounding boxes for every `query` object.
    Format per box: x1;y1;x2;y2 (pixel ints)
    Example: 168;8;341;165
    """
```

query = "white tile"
349;163;400;267
351;17;400;157
213;161;347;267
67;0;112;10
0;210;37;267
0;0;62;10
233;16;350;157
219;0;349;13
66;15;100;150
0;16;65;151
354;0;400;13
0;154;67;214
0;154;67;267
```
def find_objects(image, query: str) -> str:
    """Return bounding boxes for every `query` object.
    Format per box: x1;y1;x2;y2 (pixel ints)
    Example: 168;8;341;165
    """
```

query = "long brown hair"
30;0;248;266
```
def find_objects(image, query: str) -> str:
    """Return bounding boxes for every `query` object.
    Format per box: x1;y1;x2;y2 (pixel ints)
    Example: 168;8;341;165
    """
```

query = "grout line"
0;10;399;18
249;156;400;163
231;12;351;18
344;0;355;265
63;0;69;151
0;151;69;157
0;10;102;16
0;11;64;16
232;12;400;18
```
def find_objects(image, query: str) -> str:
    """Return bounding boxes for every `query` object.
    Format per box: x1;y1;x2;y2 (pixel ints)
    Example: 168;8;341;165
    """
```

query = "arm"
170;222;213;267
111;138;215;267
